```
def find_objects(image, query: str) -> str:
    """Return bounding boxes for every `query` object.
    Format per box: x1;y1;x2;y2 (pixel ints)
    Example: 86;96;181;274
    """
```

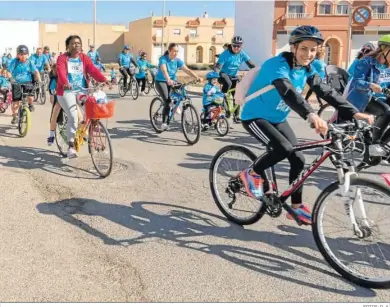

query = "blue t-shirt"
0;76;9;88
67;57;87;91
8;58;37;83
311;59;326;80
217;49;250;77
110;70;117;79
118;52;133;68
136;58;154;79
88;50;99;63
49;76;57;95
241;53;316;123
2;56;7;65
43;53;52;64
30;54;48;72
155;55;184;82
202;83;223;106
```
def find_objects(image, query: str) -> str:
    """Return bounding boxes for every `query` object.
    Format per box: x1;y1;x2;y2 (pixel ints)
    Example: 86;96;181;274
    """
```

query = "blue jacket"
344;56;388;112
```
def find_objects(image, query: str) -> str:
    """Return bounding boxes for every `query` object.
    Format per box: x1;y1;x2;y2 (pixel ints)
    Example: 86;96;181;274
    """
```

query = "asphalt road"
0;88;389;302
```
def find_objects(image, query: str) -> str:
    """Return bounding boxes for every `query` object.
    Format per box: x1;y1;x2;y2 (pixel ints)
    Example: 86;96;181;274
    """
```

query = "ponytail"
163;50;169;56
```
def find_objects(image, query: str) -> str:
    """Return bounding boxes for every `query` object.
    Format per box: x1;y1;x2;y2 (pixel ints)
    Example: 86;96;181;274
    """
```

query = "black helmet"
289;26;324;45
231;36;243;45
17;45;29;55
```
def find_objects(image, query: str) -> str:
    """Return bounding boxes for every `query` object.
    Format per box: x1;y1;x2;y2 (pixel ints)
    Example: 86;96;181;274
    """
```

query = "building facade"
125;15;234;65
236;1;390;68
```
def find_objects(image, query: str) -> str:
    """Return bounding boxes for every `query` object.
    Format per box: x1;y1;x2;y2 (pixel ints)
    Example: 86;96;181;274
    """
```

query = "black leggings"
119;67;133;87
155;81;172;124
365;97;390;144
218;73;240;117
136;77;146;92
242;119;305;204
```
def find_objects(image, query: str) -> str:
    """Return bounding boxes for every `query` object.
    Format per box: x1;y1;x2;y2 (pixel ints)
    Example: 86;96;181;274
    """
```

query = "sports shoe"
161;123;169;131
286;204;312;225
47;136;54;146
239;168;264;200
67;147;78;159
369;144;388;157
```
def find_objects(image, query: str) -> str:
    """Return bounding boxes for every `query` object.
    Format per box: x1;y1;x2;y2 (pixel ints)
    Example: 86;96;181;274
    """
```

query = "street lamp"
161;0;165;56
93;0;96;47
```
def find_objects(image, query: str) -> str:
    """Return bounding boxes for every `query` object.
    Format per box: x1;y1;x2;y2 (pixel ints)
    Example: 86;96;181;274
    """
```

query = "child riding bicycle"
202;71;224;129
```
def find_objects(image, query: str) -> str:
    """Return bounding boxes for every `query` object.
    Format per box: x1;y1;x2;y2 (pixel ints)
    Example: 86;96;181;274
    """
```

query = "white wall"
235;0;275;67
276;34;290;55
350;35;378;60
0;20;40;56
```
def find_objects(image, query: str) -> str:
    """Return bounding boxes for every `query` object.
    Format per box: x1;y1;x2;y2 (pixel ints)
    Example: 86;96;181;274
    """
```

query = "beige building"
39;23;127;62
125;15;235;65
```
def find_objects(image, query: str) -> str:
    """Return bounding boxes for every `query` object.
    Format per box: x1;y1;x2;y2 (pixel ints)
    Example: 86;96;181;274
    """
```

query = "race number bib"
68;61;83;74
378;69;390;85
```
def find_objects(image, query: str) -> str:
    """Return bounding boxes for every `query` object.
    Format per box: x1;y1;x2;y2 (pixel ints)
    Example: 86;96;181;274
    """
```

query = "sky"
0;1;235;25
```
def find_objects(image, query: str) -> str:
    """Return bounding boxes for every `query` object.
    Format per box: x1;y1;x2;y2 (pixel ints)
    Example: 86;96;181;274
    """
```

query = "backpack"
235;67;275;105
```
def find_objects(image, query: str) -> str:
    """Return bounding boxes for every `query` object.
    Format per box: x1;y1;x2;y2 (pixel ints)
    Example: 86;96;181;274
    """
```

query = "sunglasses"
232;44;242;48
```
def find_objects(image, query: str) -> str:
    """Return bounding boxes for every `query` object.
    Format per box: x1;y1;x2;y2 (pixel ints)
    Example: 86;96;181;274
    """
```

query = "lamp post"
93;0;97;46
161;0;165;56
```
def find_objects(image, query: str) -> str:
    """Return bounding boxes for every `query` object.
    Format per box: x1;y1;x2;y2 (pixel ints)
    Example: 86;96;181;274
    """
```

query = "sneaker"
28;104;35;112
67;147;78;159
286;204;312;225
369;144;388;157
239;168;264;200
11;116;18;125
47;136;54;146
161;123;169;131
202;124;209;132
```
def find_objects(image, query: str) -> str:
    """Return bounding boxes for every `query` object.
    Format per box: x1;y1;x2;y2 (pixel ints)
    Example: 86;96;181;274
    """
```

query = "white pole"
161;0;165;56
346;6;353;68
93;0;97;47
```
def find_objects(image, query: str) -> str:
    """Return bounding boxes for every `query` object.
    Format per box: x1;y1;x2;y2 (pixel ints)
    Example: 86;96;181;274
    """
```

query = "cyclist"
347;42;375;76
87;45;100;64
2;53;7;68
118;45;138;90
0;68;11;105
305;48;326;101
47;63;62;146
3;54;12;70
8;45;42;124
135;51;155;96
155;42;202;131
56;35;109;158
43;46;53;66
215;43;229;59
239;25;373;225
30;47;51;82
214;36;256;123
343;35;390;158
202;71;224;129
110;67;117;84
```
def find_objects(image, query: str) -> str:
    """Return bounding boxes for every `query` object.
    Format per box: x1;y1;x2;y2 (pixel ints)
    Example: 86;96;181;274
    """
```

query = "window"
216;30;223;36
372;2;386;14
319;1;333;15
189;29;197;37
352;30;364;35
173;29;181;35
288;3;304;13
336;2;349;15
156;29;162;37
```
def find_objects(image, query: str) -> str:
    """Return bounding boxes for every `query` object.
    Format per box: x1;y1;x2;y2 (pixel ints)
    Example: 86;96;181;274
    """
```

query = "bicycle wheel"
181;102;201;145
209;145;266;225
18;106;31;137
131;79;139;100
39;85;46;105
312;177;390;289
144;82;151;95
88;120;113;178
149;97;164;133
33;88;39;102
55;109;68;157
152;83;159;96
216;117;230;137
318;103;336;122
118;79;126;97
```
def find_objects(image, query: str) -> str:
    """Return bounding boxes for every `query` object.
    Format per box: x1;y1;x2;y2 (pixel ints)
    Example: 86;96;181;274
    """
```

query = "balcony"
153;17;168;28
186;34;204;44
372;13;390;19
284;13;313;19
212;36;225;44
152;34;163;43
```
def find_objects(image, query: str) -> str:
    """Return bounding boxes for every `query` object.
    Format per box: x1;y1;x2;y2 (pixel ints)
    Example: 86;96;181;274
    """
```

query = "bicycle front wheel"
55;109;68;157
149;97;164;133
118;79;126;97
216;117;229;137
18;106;31;137
88;120;113;178
131;79;139;100
39;86;46;105
209;145;266;225
312;177;390;289
181;102;201;145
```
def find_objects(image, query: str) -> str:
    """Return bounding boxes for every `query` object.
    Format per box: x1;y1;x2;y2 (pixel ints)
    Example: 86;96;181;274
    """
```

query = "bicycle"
56;83;115;178
13;83;35;137
210;119;390;289
0;88;12;113
200;96;229;137
221;76;242;123
149;80;201;145
144;68;158;96
118;69;139;100
33;80;47;105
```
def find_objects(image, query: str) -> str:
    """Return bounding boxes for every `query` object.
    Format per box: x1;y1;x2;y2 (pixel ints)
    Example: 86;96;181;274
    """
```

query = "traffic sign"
352;6;372;25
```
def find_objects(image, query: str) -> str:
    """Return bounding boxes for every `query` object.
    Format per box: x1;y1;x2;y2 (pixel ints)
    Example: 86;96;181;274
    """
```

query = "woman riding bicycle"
347;42;375;76
56;35;109;159
239;25;373;225
154;42;202;131
343;35;390;158
214;36;256;123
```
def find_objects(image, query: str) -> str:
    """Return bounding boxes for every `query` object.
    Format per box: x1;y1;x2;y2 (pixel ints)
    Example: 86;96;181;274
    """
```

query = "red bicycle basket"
85;96;115;119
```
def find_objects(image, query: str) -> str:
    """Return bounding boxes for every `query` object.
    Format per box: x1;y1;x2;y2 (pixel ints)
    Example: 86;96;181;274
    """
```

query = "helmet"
289;26;324;45
17;45;29;55
379;34;390;47
362;42;375;50
231;36;243;45
206;71;219;80
123;45;130;50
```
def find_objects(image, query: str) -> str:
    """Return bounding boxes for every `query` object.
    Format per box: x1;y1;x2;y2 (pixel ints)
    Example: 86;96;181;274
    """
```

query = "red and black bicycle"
209;120;390;289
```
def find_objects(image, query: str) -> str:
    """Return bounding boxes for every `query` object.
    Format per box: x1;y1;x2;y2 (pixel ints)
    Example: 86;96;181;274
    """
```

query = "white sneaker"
67;147;78;159
369;144;388;157
161;123;169;131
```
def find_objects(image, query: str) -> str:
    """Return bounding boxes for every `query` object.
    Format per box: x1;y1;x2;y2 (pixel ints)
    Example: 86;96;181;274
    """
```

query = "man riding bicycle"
214;36;256;123
30;47;51;81
43;46;54;66
87;45;100;65
118;45;138;90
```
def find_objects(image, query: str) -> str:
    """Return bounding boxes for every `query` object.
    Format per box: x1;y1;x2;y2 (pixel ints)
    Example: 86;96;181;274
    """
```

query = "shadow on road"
108;119;189;147
36;198;378;297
